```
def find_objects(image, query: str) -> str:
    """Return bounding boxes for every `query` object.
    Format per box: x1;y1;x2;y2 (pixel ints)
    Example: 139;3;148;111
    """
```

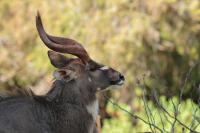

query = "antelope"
0;12;125;133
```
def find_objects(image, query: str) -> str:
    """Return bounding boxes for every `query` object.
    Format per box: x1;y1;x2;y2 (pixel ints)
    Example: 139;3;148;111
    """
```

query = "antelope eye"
89;65;103;71
89;67;98;71
89;68;95;71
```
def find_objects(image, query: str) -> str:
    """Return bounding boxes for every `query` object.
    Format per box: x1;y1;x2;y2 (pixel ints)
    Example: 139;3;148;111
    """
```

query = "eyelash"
90;68;98;71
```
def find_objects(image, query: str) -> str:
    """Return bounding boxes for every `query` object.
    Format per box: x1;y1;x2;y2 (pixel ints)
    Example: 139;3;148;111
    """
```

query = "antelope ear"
48;50;70;68
53;69;77;82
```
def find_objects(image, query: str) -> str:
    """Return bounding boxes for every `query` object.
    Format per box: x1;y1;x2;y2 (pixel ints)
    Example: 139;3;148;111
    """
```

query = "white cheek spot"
86;99;99;121
88;77;92;82
100;66;109;70
117;80;124;85
53;71;62;80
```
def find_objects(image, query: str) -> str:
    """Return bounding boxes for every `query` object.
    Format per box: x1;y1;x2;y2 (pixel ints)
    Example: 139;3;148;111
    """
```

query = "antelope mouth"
110;73;125;86
116;80;124;85
110;79;125;86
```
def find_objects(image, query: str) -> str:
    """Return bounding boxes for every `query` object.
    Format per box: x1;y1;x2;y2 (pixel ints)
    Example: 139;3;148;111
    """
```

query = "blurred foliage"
0;0;200;132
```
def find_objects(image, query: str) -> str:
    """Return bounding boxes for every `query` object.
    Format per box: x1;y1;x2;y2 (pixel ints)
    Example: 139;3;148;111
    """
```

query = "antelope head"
36;13;125;94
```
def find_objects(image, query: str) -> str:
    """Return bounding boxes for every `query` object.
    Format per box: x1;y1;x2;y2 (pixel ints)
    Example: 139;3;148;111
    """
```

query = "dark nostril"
119;74;125;80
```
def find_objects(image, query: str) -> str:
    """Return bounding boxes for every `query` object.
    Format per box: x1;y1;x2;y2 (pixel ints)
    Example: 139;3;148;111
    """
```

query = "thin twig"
179;62;200;109
157;108;169;133
153;89;173;125
142;90;157;133
170;99;178;133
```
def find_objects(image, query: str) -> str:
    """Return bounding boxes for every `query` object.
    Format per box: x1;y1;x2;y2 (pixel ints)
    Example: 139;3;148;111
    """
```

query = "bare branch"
142;90;157;133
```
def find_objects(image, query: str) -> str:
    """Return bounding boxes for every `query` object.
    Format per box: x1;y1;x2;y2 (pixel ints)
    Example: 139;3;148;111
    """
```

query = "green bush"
103;96;200;133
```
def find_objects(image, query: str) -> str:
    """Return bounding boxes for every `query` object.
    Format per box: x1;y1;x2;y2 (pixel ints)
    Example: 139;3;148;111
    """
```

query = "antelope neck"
51;80;99;119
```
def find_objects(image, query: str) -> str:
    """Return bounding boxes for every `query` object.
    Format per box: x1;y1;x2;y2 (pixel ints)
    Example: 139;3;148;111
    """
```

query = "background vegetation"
0;0;199;132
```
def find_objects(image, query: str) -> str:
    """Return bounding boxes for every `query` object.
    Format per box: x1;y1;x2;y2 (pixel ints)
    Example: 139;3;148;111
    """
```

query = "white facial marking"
53;71;62;80
88;77;92;82
86;99;99;121
117;80;124;85
100;66;109;70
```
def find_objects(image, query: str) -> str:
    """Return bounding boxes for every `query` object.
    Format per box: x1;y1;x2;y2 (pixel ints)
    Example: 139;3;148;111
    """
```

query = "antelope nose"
119;73;125;81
